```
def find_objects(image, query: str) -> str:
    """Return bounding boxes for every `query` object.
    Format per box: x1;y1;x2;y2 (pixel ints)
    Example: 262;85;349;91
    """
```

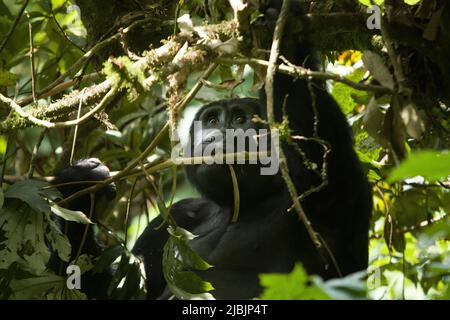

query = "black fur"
50;158;115;299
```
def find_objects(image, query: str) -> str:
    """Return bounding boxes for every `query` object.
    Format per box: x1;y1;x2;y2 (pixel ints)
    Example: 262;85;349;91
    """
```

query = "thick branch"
0;86;119;128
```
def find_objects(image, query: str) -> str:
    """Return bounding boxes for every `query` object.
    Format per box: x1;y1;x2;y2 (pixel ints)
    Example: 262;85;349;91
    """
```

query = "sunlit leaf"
259;264;330;300
388;150;450;183
50;202;94;224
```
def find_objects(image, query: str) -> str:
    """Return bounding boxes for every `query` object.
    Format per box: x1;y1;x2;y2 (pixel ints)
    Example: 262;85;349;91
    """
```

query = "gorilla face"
184;98;282;206
191;98;264;153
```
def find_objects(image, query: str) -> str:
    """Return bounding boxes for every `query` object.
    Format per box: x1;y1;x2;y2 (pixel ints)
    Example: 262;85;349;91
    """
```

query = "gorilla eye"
233;115;246;124
206;114;219;125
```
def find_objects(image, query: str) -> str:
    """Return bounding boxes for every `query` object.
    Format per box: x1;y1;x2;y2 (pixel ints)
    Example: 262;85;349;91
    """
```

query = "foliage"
163;226;214;299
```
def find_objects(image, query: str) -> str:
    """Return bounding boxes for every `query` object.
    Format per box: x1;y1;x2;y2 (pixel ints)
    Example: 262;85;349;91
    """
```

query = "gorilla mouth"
203;134;216;144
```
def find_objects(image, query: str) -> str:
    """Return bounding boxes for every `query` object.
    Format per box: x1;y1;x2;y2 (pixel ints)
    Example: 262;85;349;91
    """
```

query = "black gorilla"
52;1;372;300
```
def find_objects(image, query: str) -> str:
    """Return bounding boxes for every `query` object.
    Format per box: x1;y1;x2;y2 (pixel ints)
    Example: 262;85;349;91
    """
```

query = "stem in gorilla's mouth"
228;165;240;223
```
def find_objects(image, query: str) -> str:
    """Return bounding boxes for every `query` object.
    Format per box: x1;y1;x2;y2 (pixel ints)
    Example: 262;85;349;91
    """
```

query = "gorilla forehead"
194;98;262;120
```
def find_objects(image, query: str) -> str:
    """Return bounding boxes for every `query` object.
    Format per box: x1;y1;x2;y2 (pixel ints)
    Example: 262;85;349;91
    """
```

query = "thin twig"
51;7;85;53
288;136;331;211
307;80;319;138
19;73;101;107
141;164;174;227
27;129;47;178
74;193;95;263
26;11;37;103
69;88;87;165
219;57;392;94
0;0;30;54
124;178;138;245
223;57;393;94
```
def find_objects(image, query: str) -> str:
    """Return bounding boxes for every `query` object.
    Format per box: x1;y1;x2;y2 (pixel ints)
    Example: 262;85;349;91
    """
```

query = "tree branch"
0;85;119;128
219;57;392;94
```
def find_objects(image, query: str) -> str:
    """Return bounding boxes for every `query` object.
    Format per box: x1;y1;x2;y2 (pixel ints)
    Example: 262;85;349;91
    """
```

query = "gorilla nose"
202;130;224;145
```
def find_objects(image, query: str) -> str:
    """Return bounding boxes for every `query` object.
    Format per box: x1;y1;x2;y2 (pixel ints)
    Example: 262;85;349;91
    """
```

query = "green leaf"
0;196;72;272
259;264;330;300
358;0;384;6
0;262;16;299
71;254;95;274
332;68;366;114
4;179;60;214
10;274;66;299
47;286;88;300
0;202;50;273
388;150;450;183
392;189;439;228
46;211;71;262
0;69;17;86
166;227;213;270
163;226;214;299
50;202;94;224
362;51;395;90
315;271;367;299
404;0;421;5
172;271;214;294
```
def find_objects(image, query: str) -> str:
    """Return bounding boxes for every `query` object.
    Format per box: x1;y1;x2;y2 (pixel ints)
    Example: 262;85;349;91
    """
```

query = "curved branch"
0;85;118;128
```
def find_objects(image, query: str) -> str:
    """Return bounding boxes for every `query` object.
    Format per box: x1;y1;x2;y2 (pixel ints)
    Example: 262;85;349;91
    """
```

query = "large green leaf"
10;273;86;300
388;150;450;183
332;68;367;115
0;199;71;274
0;202;50;273
163;226;214;299
4;179;61;214
259;264;330;300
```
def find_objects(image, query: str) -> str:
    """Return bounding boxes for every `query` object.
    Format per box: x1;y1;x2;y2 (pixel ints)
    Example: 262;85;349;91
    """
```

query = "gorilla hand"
53;158;116;214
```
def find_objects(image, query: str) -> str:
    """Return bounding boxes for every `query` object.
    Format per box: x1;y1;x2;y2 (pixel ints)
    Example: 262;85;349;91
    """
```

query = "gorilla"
51;0;372;300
